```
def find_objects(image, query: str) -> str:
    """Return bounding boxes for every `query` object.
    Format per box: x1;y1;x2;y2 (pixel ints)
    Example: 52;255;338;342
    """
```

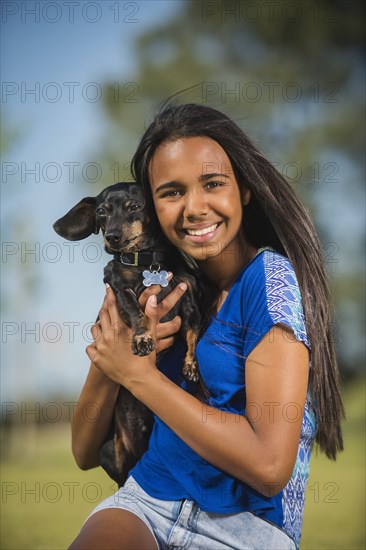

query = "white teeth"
186;223;218;236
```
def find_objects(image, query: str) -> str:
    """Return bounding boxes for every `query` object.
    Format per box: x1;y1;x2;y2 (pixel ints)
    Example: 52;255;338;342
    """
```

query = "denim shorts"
85;475;296;550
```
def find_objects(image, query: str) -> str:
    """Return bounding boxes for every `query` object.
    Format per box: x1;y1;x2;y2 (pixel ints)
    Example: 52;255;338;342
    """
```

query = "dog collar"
115;250;166;268
115;250;169;288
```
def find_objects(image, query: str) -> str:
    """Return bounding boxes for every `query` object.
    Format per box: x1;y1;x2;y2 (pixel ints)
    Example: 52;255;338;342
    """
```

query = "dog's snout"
105;232;121;245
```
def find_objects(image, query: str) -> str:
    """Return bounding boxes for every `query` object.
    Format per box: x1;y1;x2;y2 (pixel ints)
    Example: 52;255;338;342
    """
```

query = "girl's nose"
183;190;208;220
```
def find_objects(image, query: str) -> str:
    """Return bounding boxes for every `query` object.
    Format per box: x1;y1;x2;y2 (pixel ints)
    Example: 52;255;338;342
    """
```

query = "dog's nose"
105;232;121;246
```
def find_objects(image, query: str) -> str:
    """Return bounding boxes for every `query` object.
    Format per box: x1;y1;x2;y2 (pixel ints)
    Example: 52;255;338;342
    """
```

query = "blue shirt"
130;248;317;548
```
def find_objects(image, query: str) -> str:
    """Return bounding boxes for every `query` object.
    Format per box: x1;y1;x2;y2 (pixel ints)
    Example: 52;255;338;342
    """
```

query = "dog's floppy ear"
53;197;99;240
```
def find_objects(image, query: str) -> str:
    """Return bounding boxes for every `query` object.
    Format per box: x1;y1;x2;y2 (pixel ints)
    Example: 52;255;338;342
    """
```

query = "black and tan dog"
53;182;201;486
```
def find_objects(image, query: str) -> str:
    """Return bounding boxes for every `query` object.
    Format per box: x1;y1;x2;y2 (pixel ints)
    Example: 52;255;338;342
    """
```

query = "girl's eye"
205;181;222;189
161;190;182;198
96;208;107;217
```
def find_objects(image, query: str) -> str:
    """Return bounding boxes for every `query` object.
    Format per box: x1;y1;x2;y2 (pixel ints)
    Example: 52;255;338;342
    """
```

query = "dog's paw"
182;357;199;382
132;332;155;356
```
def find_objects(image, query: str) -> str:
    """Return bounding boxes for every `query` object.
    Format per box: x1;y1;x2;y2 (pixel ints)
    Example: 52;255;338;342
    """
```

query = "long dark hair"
131;102;344;460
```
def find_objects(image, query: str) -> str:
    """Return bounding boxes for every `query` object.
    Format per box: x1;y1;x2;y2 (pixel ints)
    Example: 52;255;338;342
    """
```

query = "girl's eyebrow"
154;181;182;194
199;172;230;182
154;173;230;195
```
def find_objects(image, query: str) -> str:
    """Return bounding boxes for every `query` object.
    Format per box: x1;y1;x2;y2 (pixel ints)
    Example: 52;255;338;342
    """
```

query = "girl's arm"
88;286;309;496
71;283;185;470
71;362;119;470
132;325;309;497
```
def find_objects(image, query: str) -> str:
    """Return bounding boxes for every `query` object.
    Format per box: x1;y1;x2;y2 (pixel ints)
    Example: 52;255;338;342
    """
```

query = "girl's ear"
53;197;99;241
242;189;251;206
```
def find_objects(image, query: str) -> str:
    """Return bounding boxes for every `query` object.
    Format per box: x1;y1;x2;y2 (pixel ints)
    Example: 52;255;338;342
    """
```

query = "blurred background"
1;1;365;548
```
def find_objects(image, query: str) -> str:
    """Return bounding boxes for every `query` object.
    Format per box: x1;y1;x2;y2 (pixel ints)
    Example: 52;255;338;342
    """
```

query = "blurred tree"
92;0;365;375
1;114;40;311
1;115;42;409
0;111;20;156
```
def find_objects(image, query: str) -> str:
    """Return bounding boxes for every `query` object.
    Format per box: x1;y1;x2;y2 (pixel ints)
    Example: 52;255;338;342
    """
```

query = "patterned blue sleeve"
263;251;310;345
242;250;310;359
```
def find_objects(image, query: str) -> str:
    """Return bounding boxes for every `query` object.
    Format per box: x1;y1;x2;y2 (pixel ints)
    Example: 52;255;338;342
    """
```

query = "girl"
69;103;344;550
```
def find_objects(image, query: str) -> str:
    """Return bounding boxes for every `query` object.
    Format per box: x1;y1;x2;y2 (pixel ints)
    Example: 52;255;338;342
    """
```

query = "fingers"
156;282;187;322
90;321;101;341
139;279;188;322
93;281;185;355
86;343;97;362
144;294;158;340
139;275;187;323
156;315;181;341
156;336;176;353
92;286;127;348
138;272;173;308
155;316;181;353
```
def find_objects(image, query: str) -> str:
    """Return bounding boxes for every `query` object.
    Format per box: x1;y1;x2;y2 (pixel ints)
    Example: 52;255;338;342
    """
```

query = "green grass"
1;425;116;549
301;376;365;549
1;376;364;549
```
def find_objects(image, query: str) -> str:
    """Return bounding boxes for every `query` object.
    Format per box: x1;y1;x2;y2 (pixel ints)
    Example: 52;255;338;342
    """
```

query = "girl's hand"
86;280;187;390
138;275;187;353
86;286;158;389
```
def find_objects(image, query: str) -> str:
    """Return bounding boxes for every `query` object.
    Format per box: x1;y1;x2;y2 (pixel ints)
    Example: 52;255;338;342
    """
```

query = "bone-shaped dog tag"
142;269;169;287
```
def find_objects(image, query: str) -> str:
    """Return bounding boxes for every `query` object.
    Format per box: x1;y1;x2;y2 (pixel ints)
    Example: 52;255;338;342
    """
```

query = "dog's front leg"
111;287;155;357
104;261;156;357
177;277;201;382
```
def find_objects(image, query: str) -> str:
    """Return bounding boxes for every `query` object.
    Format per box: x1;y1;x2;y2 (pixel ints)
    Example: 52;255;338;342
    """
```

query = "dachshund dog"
53;182;201;486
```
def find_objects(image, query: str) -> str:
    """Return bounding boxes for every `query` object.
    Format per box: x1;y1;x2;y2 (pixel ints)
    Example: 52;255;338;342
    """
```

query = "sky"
1;0;182;402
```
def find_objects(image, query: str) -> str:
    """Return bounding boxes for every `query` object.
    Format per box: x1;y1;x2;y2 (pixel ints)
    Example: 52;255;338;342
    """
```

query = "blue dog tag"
142;269;169;287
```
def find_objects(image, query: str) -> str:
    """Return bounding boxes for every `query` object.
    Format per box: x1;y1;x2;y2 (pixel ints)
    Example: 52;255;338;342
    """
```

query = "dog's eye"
129;204;140;211
96;208;107;217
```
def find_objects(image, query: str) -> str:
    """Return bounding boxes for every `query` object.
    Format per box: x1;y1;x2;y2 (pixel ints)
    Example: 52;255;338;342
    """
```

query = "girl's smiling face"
149;136;251;265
